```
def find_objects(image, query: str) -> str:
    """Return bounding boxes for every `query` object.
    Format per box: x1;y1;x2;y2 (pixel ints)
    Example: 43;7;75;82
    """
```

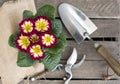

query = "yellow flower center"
42;34;54;46
30;45;43;57
18;36;30;49
35;19;48;32
30;34;39;43
21;21;33;33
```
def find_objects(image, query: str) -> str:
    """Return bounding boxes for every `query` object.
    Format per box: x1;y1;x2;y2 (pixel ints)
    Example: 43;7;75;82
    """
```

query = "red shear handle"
96;45;120;76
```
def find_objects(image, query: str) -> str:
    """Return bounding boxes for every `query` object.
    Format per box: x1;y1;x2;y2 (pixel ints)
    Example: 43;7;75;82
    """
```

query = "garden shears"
53;48;86;84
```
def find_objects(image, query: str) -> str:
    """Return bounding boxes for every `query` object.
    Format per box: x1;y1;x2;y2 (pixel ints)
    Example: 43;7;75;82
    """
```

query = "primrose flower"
30;34;39;43
28;44;44;60
35;16;52;32
40;33;57;48
19;19;34;35
15;34;30;52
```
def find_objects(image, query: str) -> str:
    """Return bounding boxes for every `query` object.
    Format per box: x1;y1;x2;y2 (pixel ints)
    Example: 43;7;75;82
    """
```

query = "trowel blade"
58;3;97;43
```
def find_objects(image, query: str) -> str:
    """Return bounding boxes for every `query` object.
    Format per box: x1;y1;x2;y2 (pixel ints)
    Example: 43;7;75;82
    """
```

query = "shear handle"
64;65;72;84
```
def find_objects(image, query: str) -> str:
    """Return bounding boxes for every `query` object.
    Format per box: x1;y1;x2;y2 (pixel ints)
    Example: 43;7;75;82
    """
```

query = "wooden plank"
62;41;119;60
0;0;120;18
0;61;117;81
44;60;119;79
0;79;119;84
35;0;120;18
18;80;120;84
62;19;119;38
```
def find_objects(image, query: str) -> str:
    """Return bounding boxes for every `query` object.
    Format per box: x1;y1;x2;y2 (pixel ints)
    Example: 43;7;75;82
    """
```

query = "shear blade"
67;48;77;66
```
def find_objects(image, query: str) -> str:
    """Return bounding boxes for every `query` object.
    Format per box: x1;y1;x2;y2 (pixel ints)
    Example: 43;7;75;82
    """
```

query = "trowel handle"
96;45;120;76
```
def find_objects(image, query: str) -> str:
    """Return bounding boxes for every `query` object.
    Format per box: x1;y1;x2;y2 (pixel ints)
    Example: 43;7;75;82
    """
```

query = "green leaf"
8;31;19;48
35;5;55;20
44;33;67;54
23;10;34;19
17;51;38;67
42;52;61;71
51;19;62;37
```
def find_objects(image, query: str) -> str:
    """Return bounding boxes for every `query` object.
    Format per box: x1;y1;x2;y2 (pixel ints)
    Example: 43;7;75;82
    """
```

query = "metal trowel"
58;3;120;76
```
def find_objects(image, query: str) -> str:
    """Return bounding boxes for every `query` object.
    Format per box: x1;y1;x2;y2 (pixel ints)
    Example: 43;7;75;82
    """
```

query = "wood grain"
44;60;119;79
1;79;119;84
35;0;120;18
18;80;120;84
1;0;119;18
62;41;119;60
117;37;120;62
2;78;120;84
62;19;120;38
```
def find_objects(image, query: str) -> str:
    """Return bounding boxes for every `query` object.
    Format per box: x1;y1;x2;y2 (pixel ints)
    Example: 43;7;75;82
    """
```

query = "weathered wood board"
62;41;119;60
2;79;120;84
44;60;118;78
18;80;120;84
63;19;120;38
2;80;120;84
35;0;120;18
